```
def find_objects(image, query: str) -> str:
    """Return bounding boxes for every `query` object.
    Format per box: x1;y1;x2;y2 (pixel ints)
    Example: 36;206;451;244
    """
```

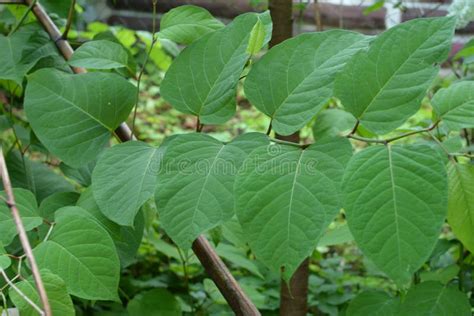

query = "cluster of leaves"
0;2;474;315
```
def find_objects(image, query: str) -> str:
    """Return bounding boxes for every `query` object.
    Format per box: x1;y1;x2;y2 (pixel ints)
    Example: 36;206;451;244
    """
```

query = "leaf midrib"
32;79;113;132
358;22;446;120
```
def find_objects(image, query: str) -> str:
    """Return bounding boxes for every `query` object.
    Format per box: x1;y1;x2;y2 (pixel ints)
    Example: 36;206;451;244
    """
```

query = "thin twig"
8;0;37;35
62;0;76;40
0;269;44;316
131;0;158;138
0;148;51;316
346;121;440;144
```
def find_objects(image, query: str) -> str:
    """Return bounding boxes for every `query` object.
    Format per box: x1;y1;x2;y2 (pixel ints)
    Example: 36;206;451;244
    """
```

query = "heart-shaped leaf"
24;69;136;167
236;137;352;279
155;133;268;249
335;17;455;134
432;81;474;131
245;30;368;135
34;207;120;300
343;145;447;285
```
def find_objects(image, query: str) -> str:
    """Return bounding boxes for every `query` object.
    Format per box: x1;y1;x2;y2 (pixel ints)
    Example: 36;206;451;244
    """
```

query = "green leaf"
24;69;136;167
38;192;79;221
343;145;448;285
244;30;368;135
159;5;224;45
155;132;268;249
77;188;144;268
400;281;471;315
69;40;130;70
9;270;74;316
447;162;474;253
161;13;263;125
34;207;120;300
432;81;474;131
41;0;71;17
247;18;266;54
60;160;96;187
420;264;460;284
127;288;181;316
92;141;162;226
236;137;352;279
0;188;42;246
317;223;353;247
0;242;11;270
4;150;74;202
346;291;400;316
363;1;385;15
312;108;357;140
0;34;36;86
216;243;263;278
335;17;455;135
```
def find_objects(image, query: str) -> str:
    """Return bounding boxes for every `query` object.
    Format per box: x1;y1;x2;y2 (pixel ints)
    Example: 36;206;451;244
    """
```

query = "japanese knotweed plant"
1;4;473;315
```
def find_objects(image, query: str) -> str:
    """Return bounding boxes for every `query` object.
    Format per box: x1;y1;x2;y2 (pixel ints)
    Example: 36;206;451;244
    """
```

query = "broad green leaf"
41;0;70;17
216;243;263;278
92;141;163;226
222;217;247;248
34;207;120;300
4;150;74;202
0;34;33;86
312;108;357;140
38;192;79;221
69;40;130;70
343;145;448;285
0;242;11;270
400;281;471;315
0;188;42;246
244;30;368;135
127;288;181;316
447;162;474;253
9;270;74;316
155;132;268;249
236;137;352;279
420;264;460;284
60;160;96;187
317;224;353;247
24;69;136;167
346;291;399;316
77;188;144;268
0;26;59;87
335;17;455;134
161;13;264;125
432;81;474;131
159;5;224;45
0;34;34;86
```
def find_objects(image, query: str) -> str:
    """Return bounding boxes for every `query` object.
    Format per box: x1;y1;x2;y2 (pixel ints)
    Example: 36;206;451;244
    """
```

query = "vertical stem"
280;259;309;316
0;148;51;316
268;1;309;314
62;0;76;39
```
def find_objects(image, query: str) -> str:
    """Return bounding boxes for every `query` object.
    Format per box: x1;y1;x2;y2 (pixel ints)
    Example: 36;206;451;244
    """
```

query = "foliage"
0;2;473;316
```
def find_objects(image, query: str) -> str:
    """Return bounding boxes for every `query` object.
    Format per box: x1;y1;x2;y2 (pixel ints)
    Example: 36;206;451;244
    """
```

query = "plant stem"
0;148;51;316
62;0;76;40
131;0;158;138
346;121;440;144
0;269;44;315
8;0;37;35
